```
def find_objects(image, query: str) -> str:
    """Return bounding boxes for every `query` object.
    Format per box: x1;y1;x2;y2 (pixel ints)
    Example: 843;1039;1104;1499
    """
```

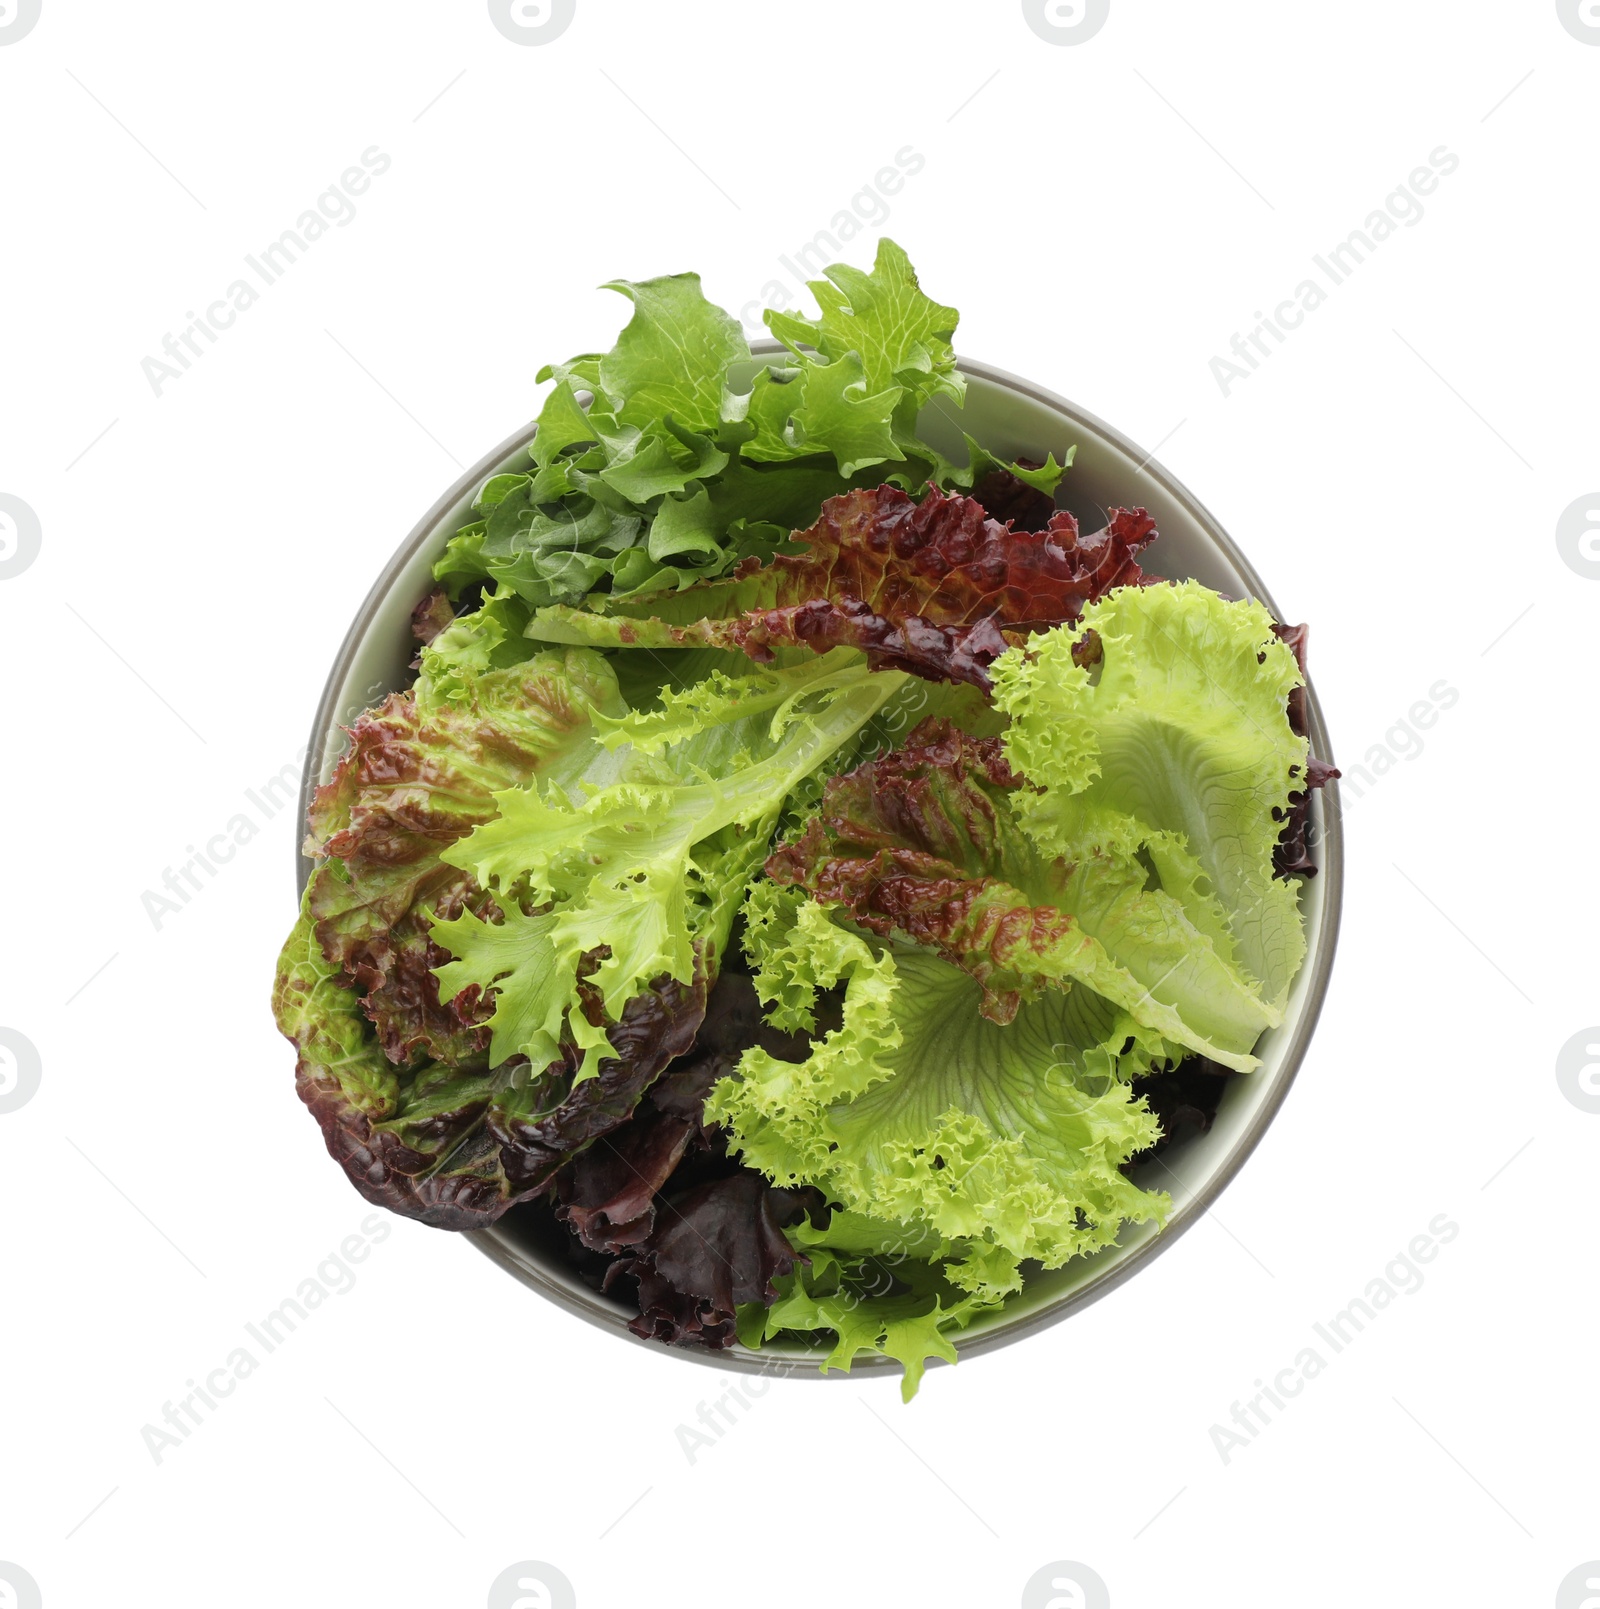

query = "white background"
2;2;1596;1606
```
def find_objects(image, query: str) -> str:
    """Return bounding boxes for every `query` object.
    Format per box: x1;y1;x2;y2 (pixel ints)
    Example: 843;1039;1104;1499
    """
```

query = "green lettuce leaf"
706;886;1172;1394
430;241;1073;611
434;651;910;1078
413;587;538;702
766;718;1276;1071
764;238;964;420
589;274;748;437
739;353;903;477
992;580;1309;1011
746;1215;975;1403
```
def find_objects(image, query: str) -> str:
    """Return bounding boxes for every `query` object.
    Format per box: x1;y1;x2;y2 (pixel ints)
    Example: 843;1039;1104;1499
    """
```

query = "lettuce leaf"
549;970;830;1348
588;274;748;437
764;719;1276;1071
524;485;1154;689
304;646;627;1061
746;1216;973;1403
433;650;910;1078
765;238;964;418
554;970;774;1250
413;587;539;703
609;1173;822;1348
279;640;739;1227
273;893;709;1228
431;241;1072;612
992;580;1310;1012
706;885;1172;1390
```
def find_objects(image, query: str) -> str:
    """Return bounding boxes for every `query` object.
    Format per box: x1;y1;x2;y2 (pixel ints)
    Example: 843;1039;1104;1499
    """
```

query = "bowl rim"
296;347;1343;1380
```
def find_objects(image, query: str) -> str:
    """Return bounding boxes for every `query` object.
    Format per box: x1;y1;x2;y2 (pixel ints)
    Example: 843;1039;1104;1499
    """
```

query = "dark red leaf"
600;484;1156;689
610;1175;823;1349
968;461;1058;532
1270;622;1339;877
553;972;809;1252
287;965;709;1231
545;972;825;1346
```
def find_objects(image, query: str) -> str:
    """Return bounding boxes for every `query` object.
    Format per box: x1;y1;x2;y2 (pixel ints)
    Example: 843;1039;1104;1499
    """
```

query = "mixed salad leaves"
274;241;1335;1397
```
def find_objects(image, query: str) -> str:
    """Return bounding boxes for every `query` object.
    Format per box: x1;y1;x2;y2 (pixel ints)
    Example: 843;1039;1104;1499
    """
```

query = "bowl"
296;348;1343;1380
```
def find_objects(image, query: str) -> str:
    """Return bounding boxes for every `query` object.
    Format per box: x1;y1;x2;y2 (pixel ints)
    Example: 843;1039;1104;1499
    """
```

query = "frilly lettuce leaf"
434;652;910;1078
764;238;964;420
279;636;739;1228
706;886;1172;1394
304;644;626;1064
746;1216;973;1404
273;889;709;1230
992;580;1310;1011
524;485;1154;690
766;718;1276;1071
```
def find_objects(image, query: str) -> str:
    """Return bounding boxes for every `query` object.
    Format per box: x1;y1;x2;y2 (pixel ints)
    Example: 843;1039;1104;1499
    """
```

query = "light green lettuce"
993;579;1309;1012
433;652;909;1078
709;888;1172;1394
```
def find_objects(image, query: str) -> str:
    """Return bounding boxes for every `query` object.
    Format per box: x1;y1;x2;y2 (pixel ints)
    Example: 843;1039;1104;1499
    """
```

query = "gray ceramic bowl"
297;348;1342;1380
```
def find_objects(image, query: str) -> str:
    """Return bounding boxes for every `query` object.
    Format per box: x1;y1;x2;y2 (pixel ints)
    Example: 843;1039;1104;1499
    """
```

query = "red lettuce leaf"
764;718;1053;1020
727;484;1155;634
547;484;1155;689
611;1175;822;1349
968;461;1059;531
294;1063;525;1230
554;969;766;1248
551;971;826;1347
277;924;709;1230
280;635;712;1231
349;875;494;1066
306;651;610;1063
487;969;709;1187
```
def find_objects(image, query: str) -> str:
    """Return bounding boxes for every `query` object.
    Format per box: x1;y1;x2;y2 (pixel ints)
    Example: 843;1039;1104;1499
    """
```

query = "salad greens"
275;240;1334;1397
431;238;1061;611
435;649;910;1079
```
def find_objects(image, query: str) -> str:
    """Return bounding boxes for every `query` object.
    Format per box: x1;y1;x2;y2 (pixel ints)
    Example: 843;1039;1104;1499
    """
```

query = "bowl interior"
300;355;1341;1378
